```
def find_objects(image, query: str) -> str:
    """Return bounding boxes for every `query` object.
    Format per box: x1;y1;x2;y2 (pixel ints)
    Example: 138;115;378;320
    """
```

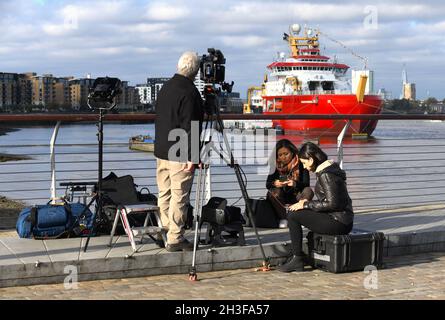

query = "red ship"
247;24;383;136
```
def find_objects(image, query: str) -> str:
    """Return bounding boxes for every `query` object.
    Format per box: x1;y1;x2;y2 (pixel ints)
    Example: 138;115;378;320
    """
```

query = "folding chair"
109;204;166;252
101;172;167;251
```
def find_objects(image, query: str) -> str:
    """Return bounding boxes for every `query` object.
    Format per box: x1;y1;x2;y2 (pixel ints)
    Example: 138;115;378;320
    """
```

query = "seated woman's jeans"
267;187;314;220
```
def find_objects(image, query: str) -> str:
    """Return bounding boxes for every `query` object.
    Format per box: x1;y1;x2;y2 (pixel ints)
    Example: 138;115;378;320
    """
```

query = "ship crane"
243;76;266;114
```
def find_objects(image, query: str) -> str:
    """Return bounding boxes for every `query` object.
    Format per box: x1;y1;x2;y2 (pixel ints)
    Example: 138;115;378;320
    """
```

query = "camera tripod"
189;88;271;281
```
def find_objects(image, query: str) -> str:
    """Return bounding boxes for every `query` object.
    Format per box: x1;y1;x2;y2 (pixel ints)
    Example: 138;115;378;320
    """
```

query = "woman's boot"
277;255;304;272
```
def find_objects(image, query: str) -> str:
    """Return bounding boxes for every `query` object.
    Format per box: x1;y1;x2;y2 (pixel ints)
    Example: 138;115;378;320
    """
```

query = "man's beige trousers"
156;158;194;244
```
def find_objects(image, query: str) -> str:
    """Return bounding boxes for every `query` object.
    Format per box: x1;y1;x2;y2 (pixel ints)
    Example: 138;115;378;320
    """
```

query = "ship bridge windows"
308;81;318;91
321;81;334;91
274;65;335;72
308;81;335;93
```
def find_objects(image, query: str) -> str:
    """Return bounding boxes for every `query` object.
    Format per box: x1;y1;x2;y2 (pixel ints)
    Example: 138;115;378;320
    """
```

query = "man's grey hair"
177;51;200;79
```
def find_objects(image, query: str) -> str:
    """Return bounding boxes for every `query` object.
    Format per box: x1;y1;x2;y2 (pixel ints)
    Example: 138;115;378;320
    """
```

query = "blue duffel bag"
16;202;94;239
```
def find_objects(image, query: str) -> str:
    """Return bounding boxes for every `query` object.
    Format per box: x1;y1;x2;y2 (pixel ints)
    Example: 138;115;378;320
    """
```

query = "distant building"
135;84;152;105
0;70;140;112
0;73;21;111
116;81;139;111
194;73;205;99
69;78;95;110
30;74;56;107
54;77;73;108
429;102;444;113
30;74;76;110
401;64;416;100
147;77;170;106
377;88;392;100
403;83;416;101
218;92;243;113
19;73;34;107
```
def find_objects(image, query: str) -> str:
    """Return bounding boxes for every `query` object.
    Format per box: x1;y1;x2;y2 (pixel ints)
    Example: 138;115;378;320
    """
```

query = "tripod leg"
214;114;270;269
82;194;99;252
189;163;209;281
189;166;203;281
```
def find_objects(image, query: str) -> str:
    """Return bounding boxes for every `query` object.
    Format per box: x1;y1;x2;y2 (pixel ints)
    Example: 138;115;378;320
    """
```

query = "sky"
0;0;444;100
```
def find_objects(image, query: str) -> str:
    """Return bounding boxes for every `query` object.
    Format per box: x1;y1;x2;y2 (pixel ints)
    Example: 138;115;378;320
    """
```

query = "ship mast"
283;24;320;57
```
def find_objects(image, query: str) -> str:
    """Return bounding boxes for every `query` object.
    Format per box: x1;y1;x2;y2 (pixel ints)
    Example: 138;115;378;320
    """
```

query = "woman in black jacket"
266;139;313;227
277;142;354;272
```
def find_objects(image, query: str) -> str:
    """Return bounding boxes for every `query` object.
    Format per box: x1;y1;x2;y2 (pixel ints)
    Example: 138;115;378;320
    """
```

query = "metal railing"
1;113;445;215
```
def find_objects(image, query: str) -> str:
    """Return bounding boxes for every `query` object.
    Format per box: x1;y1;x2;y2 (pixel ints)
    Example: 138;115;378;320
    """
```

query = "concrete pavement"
0;252;443;300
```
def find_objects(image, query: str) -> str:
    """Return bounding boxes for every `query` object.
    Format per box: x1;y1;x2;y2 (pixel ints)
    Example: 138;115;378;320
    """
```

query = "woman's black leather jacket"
303;161;353;225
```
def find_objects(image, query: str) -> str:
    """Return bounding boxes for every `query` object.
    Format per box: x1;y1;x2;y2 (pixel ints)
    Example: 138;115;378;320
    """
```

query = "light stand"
83;77;122;252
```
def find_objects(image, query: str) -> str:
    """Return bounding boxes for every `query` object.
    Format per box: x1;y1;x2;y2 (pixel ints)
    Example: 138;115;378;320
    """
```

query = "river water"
1;120;445;210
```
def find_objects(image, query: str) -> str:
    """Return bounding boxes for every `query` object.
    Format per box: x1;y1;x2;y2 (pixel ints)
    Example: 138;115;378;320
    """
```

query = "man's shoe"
165;239;194;252
277;255;304;272
154;238;165;248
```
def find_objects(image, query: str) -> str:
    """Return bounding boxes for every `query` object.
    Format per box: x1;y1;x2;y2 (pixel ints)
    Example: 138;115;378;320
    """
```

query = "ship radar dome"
291;24;301;34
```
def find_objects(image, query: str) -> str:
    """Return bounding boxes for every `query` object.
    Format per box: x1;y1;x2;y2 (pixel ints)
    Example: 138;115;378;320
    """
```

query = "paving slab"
0;238;50;265
78;236;113;261
44;237;82;262
0;239;23;266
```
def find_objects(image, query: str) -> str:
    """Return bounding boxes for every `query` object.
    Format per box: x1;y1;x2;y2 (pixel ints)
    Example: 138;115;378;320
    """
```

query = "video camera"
200;48;226;84
200;48;234;92
200;49;234;115
87;77;122;110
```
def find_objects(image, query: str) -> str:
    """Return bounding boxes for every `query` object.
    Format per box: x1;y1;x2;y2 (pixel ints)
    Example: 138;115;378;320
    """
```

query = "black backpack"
244;198;279;228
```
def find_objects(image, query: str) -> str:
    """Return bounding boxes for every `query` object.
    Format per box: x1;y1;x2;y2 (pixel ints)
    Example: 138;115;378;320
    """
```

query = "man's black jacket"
154;74;203;162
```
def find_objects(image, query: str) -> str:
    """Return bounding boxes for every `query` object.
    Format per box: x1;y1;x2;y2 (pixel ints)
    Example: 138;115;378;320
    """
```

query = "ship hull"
263;94;383;136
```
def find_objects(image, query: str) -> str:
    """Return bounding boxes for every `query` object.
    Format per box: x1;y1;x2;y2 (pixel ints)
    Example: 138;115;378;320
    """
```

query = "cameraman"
155;51;203;252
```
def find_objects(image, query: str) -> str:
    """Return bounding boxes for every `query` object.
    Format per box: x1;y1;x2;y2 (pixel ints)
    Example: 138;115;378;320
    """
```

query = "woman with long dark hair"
277;142;354;272
266;139;313;228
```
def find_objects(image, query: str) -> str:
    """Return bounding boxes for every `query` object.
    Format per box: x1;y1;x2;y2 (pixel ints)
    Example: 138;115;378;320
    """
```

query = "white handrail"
337;120;352;169
50;121;62;204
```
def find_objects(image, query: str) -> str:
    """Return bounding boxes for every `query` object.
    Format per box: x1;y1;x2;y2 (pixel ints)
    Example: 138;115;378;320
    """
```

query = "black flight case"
305;229;385;273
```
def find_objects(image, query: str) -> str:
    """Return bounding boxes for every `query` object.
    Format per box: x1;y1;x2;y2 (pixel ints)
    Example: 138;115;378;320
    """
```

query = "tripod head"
87;77;122;111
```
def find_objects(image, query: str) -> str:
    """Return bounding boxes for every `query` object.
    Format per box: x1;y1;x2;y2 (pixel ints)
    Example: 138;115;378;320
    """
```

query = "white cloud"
122;23;170;33
60;2;127;22
42;23;76;36
146;2;190;21
221;35;268;48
